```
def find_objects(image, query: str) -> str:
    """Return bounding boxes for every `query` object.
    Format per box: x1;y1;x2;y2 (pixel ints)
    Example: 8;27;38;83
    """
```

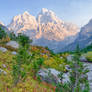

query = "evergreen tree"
9;32;16;40
12;34;32;85
32;57;44;78
0;27;7;39
17;33;32;48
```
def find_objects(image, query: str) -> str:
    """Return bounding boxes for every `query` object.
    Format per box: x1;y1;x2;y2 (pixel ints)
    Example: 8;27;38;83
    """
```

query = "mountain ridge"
61;19;92;52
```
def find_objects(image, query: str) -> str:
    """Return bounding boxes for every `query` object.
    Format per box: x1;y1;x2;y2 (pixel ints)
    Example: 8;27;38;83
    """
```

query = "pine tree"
9;32;16;40
12;34;32;85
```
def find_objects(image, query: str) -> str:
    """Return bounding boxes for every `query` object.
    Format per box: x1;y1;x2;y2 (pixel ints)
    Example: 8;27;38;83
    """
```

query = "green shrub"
85;52;92;61
17;34;32;48
0;27;7;39
9;32;16;40
32;58;44;77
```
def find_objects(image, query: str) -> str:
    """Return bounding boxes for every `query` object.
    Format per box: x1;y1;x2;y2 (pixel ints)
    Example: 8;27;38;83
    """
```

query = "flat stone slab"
6;41;19;49
0;47;7;52
11;51;17;55
0;68;7;75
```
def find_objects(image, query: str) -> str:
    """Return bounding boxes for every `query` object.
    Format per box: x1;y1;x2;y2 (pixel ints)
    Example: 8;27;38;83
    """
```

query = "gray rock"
60;56;63;59
2;64;6;68
65;65;71;71
6;41;19;49
66;55;74;61
80;56;88;62
62;72;70;83
37;68;69;84
11;51;17;55
0;47;7;52
38;68;61;84
0;69;7;75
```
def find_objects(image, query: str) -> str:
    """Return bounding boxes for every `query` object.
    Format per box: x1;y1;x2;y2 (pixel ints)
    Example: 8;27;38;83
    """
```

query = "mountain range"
7;8;79;52
61;19;92;52
0;8;92;53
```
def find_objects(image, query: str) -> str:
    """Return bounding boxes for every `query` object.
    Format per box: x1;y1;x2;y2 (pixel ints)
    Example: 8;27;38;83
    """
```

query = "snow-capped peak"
41;8;55;15
41;8;48;13
37;8;63;24
23;11;30;16
8;11;38;35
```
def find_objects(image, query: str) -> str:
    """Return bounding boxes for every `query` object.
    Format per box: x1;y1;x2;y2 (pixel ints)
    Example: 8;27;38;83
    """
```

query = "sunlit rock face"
7;11;38;39
37;8;63;24
7;8;79;53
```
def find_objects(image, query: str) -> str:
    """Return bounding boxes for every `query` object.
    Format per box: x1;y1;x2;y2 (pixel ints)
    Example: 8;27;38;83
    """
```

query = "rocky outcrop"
6;41;19;49
80;56;88;62
37;68;69;84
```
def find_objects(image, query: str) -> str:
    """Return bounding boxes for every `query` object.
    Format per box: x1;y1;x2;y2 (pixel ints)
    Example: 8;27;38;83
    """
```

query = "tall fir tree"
12;34;32;85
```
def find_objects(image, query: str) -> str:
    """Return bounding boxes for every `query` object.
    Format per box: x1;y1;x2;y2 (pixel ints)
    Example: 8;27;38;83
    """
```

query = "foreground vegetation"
0;26;92;92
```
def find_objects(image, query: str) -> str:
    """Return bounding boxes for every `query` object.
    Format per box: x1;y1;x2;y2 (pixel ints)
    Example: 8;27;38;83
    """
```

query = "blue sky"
0;0;92;27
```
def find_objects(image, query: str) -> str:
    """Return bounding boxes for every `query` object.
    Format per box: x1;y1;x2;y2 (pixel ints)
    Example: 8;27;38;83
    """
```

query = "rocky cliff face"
61;19;92;52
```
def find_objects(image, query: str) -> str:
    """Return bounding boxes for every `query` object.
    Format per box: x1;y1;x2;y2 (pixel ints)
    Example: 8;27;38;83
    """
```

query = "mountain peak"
37;8;62;24
41;8;55;14
8;11;38;35
41;8;48;13
23;11;30;16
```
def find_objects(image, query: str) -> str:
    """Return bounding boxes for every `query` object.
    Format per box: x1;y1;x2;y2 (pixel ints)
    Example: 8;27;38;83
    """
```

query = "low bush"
85;52;92;62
